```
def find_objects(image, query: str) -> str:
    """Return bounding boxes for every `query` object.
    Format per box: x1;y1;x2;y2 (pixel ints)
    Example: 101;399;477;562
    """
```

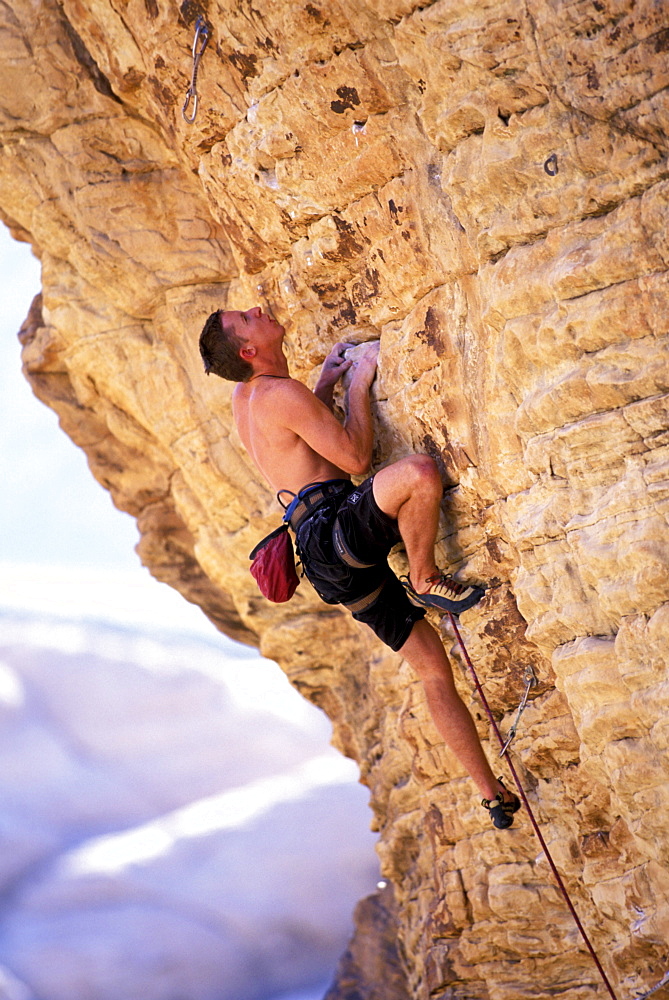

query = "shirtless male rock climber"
199;305;520;829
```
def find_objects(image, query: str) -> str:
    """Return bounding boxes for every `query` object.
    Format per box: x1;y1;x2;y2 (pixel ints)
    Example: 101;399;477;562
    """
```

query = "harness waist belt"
284;479;351;532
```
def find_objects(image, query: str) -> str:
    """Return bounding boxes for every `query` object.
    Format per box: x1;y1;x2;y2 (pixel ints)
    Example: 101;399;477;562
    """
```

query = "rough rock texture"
1;0;668;997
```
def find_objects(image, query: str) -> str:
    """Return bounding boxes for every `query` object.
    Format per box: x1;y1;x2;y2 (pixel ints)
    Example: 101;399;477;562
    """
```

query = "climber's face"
221;306;284;349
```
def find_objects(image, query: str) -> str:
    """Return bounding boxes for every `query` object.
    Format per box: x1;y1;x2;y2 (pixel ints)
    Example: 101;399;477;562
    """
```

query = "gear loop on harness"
182;15;210;124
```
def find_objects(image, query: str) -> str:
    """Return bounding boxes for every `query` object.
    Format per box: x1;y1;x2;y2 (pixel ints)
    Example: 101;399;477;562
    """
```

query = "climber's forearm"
313;379;335;411
343;377;374;472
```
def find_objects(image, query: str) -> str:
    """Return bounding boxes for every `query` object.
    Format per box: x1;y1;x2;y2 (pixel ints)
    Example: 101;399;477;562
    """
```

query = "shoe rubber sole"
403;581;485;615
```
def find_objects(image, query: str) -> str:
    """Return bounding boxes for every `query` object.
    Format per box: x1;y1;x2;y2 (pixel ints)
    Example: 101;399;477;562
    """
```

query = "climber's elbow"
348;453;371;477
335;427;373;476
340;444;372;477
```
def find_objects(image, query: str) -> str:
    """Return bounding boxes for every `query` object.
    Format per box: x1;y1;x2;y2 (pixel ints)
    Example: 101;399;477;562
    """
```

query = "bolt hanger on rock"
182;15;210;124
544;152;559;175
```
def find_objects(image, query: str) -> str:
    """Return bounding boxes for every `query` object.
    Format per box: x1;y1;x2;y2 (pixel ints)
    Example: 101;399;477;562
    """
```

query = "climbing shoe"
482;777;521;830
401;571;484;615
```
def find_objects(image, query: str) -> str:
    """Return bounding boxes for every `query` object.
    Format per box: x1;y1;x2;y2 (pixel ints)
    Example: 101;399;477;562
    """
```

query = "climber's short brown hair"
199;310;253;383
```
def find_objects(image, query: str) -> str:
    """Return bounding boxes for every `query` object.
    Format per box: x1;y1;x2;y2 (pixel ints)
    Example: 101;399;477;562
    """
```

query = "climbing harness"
499;663;537;757
182;15;210;123
443;611;620;1000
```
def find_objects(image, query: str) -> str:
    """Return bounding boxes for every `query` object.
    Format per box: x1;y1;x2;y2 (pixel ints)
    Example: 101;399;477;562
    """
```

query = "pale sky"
0;225;142;567
0;224;229;637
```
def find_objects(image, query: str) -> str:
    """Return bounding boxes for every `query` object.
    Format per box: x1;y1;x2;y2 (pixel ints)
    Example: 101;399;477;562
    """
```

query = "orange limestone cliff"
1;1;668;996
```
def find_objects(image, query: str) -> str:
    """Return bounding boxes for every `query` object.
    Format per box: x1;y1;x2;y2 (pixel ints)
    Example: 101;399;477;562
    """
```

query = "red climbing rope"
446;612;620;1000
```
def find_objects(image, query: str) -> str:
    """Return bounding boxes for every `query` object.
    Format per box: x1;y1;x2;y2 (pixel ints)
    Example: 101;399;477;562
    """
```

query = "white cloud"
0;561;216;636
62;754;358;877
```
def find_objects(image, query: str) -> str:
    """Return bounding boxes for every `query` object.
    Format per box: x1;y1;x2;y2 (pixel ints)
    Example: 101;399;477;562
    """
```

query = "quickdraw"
499;663;537;757
182;15;210;124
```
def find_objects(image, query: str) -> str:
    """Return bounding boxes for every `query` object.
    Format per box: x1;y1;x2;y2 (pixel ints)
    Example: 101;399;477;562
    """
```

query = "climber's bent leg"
371;455;442;586
372;456;484;614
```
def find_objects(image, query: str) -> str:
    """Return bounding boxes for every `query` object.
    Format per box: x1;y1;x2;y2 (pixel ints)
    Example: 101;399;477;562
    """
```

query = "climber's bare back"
232;377;350;495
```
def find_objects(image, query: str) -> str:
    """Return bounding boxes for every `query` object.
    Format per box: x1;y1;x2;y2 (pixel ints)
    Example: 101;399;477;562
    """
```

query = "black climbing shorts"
294;476;425;652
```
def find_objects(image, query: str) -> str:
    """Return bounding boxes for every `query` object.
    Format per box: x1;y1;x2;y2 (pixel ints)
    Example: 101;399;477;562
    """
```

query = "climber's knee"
372;454;441;518
400;454;442;500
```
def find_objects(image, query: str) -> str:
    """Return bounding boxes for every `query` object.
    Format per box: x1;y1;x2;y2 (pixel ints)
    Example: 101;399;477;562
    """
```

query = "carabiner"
182;15;210;124
182;88;198;124
192;15;210;61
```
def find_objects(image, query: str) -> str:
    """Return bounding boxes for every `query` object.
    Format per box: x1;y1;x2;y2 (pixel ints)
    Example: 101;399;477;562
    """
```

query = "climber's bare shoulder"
232;377;348;494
